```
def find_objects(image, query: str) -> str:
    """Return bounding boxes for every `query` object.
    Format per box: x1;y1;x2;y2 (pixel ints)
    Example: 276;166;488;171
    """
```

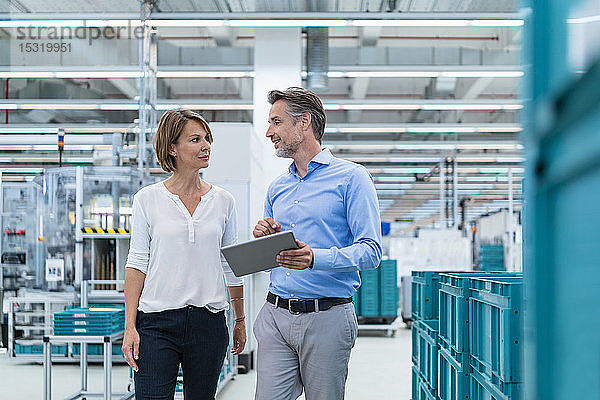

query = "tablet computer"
221;231;299;277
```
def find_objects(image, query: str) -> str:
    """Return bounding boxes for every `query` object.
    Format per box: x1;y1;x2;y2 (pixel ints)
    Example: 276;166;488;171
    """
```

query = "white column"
253;27;302;213
250;27;302;361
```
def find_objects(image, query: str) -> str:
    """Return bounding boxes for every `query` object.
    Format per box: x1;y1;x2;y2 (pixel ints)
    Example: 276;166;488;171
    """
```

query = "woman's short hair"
267;87;326;143
154;109;213;172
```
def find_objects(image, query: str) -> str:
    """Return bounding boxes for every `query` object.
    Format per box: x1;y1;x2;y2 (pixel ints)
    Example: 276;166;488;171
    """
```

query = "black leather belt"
267;292;353;314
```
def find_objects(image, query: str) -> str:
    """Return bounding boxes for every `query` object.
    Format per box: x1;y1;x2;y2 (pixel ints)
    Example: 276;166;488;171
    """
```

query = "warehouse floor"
0;324;411;399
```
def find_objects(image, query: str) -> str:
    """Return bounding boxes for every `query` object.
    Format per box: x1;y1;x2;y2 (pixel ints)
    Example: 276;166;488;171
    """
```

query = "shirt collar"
288;148;333;176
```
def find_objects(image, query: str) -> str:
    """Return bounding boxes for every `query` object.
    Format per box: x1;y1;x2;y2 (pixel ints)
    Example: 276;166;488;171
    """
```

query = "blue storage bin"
438;341;470;400
469;276;522;386
412;271;440;321
54;307;124;336
379;260;398;317
439;272;521;354
416;319;438;393
470;367;521;400
360;268;380;316
418;380;437;400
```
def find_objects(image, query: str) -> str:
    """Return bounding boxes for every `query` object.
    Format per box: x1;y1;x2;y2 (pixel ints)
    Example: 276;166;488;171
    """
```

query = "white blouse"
125;181;243;313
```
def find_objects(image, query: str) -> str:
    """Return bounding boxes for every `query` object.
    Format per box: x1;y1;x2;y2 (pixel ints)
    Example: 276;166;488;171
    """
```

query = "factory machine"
4;166;148;360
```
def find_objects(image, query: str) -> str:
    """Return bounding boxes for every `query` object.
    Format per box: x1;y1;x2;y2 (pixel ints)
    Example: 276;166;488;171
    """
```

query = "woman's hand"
231;320;247;355
122;327;140;372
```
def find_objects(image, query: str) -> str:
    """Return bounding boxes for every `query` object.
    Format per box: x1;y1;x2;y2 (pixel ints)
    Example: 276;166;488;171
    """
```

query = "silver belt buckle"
288;299;301;315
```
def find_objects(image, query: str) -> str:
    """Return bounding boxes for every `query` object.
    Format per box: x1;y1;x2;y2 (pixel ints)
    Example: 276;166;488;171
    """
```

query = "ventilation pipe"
306;27;329;91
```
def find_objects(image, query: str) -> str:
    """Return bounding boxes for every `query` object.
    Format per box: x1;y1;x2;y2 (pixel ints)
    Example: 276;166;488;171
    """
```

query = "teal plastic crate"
379;260;398;317
479;245;505;271
416;319;438;392
360;268;380;316
72;343;122;356
412;271;440;320
353;290;360;316
412;365;420;400
412;322;419;366
54;307;124;336
470;367;521;400
438;341;470;400
469;277;522;386
418;380;437;400
14;343;67;355
439;272;521;354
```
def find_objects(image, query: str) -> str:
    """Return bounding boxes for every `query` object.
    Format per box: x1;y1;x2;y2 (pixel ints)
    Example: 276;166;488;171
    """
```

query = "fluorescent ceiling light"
156;71;252;78
408;127;477;133
353;19;470;27
344;71;440;78
99;104;139;110
470;19;524;27
1;102;251;111
325;71;522;78
150;19;224;27
375;177;417;183
567;14;600;24
327;127;408;133
477;126;522;133
464;176;523;182
0;20;85;28
325;142;520;151
55;71;140;79
346;156;440;163
0;70;251;79
164;104;253;110
369;167;432;174
479;167;525;173
228;19;349;27
0;72;54;78
20;103;99;110
440;71;523;78
334;104;421;111
327;125;522;134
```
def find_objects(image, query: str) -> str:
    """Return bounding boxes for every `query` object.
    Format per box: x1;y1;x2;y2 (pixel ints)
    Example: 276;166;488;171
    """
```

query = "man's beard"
275;132;303;158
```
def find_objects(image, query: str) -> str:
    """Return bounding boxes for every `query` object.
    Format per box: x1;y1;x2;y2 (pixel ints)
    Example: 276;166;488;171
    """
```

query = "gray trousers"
253;301;359;400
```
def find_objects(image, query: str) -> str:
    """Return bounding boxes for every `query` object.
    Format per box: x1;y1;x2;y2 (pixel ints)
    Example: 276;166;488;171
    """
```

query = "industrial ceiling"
0;0;523;229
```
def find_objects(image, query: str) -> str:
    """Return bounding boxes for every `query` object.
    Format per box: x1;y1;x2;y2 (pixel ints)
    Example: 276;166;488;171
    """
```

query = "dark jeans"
135;306;229;400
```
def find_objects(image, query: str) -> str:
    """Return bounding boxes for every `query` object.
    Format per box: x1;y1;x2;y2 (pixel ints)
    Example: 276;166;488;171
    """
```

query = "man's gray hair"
267;87;326;143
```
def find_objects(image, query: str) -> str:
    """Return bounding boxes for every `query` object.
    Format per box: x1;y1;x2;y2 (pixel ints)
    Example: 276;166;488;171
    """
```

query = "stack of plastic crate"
479;244;505;271
354;260;399;321
53;307;125;336
358;267;380;317
379;260;399;317
468;276;522;400
412;270;523;400
437;272;512;400
411;271;442;400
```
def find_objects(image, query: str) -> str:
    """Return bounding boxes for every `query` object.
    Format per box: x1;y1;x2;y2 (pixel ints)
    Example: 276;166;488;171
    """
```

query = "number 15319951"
19;42;71;53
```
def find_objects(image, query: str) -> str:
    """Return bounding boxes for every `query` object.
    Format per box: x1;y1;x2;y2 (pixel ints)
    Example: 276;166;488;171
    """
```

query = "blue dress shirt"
264;148;382;299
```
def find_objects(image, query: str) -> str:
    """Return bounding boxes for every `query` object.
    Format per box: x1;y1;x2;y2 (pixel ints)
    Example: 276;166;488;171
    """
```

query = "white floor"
0;325;412;400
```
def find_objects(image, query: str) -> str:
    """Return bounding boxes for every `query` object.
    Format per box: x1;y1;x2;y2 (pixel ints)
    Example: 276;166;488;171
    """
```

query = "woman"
122;109;246;399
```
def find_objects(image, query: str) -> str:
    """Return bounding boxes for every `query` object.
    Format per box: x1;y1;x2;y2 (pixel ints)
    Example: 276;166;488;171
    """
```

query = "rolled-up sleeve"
221;201;244;286
125;195;150;274
312;166;382;272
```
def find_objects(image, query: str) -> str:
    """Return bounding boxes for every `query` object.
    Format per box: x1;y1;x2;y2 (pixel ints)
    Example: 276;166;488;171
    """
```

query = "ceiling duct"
306;27;329;91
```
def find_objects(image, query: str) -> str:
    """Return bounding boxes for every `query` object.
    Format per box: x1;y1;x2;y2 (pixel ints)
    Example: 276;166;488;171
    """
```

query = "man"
253;87;382;400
